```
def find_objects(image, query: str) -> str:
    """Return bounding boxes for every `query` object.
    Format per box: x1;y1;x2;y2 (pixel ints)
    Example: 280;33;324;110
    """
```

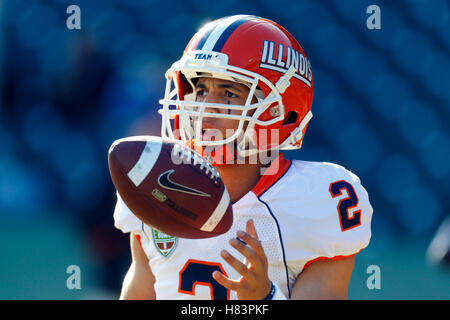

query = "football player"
114;15;373;300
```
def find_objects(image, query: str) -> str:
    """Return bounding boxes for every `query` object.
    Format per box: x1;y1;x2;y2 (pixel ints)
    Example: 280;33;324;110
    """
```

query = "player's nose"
203;92;223;114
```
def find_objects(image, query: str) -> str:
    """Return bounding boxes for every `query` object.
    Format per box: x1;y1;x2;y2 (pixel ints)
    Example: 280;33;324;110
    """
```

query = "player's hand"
212;219;272;300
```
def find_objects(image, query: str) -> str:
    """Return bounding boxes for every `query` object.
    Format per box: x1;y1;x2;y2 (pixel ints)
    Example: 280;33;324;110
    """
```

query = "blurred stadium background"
0;0;448;299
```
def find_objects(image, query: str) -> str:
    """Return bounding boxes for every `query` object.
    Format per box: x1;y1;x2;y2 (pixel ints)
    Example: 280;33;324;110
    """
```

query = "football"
108;136;233;239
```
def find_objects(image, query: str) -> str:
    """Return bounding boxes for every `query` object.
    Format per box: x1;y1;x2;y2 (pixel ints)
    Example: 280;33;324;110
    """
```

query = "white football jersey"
113;154;373;300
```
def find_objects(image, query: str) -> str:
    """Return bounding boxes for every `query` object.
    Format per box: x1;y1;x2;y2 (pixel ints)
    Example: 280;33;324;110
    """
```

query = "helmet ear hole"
282;111;297;125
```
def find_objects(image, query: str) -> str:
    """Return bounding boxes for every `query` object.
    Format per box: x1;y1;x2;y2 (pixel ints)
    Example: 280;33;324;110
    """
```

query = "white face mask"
158;51;294;158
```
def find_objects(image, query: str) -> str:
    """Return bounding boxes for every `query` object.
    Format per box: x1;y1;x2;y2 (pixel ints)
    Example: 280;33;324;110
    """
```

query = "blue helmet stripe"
194;15;256;52
194;21;219;50
212;16;255;52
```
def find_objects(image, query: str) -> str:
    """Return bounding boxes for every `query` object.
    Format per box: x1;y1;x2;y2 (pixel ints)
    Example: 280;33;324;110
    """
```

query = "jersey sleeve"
268;160;373;274
113;192;143;234
301;163;373;266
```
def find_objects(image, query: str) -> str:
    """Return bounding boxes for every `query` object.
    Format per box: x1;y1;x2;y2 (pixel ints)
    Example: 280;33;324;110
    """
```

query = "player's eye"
196;89;207;100
225;91;238;98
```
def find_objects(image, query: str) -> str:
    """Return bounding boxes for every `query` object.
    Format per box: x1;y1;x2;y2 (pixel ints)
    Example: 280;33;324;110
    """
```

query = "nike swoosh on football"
158;170;211;197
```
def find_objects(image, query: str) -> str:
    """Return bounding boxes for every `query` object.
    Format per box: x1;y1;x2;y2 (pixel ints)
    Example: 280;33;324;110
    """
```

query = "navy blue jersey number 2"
329;180;362;231
178;259;230;300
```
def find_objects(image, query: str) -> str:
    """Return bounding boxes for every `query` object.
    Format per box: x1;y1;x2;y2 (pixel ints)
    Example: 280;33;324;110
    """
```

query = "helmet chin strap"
279;110;313;150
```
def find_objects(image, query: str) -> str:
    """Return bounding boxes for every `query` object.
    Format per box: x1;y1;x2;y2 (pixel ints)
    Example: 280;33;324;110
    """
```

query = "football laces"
172;144;220;182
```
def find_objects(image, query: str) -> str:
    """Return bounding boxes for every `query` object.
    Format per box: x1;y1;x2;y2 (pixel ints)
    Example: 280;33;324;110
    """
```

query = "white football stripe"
202;15;251;51
127;140;162;187
200;188;230;232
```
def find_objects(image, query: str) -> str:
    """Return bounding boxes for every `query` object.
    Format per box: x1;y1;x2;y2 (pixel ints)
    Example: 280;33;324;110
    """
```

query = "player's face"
194;77;255;141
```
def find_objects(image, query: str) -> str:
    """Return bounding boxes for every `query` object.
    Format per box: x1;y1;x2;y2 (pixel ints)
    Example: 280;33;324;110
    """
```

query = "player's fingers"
243;257;250;268
236;230;266;264
220;249;254;280
246;219;259;240
212;270;240;292
229;238;262;274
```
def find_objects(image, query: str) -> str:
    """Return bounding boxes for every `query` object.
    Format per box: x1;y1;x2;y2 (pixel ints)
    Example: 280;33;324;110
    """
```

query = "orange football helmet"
159;15;313;165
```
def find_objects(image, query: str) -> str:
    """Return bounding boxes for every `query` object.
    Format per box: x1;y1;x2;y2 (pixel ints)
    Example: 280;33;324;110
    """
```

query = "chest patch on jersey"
151;228;178;257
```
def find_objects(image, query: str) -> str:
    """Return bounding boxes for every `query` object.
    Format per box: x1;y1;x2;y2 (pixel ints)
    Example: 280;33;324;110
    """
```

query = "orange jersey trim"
302;249;363;271
134;234;143;250
252;153;291;198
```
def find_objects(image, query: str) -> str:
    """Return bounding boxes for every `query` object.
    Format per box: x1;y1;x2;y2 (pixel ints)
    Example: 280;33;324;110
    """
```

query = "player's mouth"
201;123;221;141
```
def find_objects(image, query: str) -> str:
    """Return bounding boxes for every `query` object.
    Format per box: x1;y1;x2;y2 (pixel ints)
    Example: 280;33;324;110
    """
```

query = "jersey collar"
252;153;291;198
